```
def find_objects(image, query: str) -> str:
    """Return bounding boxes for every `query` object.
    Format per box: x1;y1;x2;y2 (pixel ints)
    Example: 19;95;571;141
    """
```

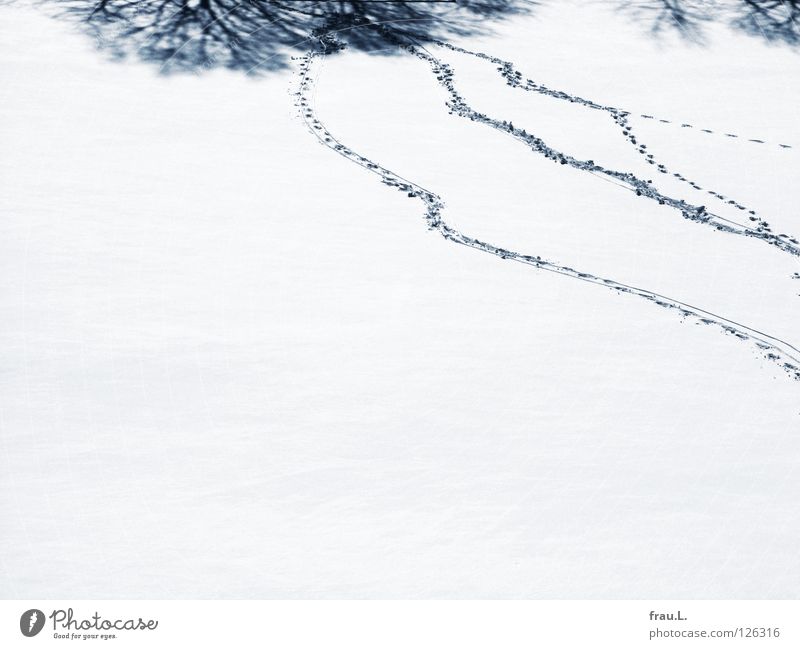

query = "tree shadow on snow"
40;0;535;74
28;0;800;77
617;0;800;47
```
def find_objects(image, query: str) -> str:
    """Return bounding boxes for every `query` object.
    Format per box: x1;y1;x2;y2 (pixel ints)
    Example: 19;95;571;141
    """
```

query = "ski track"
292;31;800;384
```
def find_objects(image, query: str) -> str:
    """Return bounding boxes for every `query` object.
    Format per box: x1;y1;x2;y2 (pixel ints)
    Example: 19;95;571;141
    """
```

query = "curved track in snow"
432;40;800;259
293;31;800;383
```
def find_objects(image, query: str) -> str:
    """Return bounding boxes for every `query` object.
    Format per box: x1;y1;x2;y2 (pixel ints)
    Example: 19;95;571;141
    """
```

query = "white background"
0;600;799;648
1;1;799;598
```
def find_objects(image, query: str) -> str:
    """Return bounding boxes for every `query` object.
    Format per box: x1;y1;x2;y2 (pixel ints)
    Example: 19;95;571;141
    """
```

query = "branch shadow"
40;0;535;74
617;1;800;47
730;0;800;46
26;0;799;77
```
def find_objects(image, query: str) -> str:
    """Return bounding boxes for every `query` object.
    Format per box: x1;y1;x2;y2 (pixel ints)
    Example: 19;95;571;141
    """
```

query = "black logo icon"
20;609;45;637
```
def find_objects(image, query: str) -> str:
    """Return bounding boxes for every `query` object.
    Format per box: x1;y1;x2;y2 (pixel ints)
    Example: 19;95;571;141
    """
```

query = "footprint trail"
293;32;800;383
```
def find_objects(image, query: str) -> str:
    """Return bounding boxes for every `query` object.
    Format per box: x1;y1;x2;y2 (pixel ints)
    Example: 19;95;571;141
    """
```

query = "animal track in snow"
433;40;800;258
292;30;800;383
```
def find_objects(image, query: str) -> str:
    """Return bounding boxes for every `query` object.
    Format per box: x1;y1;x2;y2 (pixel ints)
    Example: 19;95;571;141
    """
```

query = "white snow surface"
1;1;799;598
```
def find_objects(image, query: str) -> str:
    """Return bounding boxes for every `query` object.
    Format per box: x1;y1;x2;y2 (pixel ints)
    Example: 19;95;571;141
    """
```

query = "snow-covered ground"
1;1;799;598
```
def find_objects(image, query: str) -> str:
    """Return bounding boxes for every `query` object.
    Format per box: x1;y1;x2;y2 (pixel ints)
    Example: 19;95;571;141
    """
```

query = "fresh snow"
1;1;799;598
